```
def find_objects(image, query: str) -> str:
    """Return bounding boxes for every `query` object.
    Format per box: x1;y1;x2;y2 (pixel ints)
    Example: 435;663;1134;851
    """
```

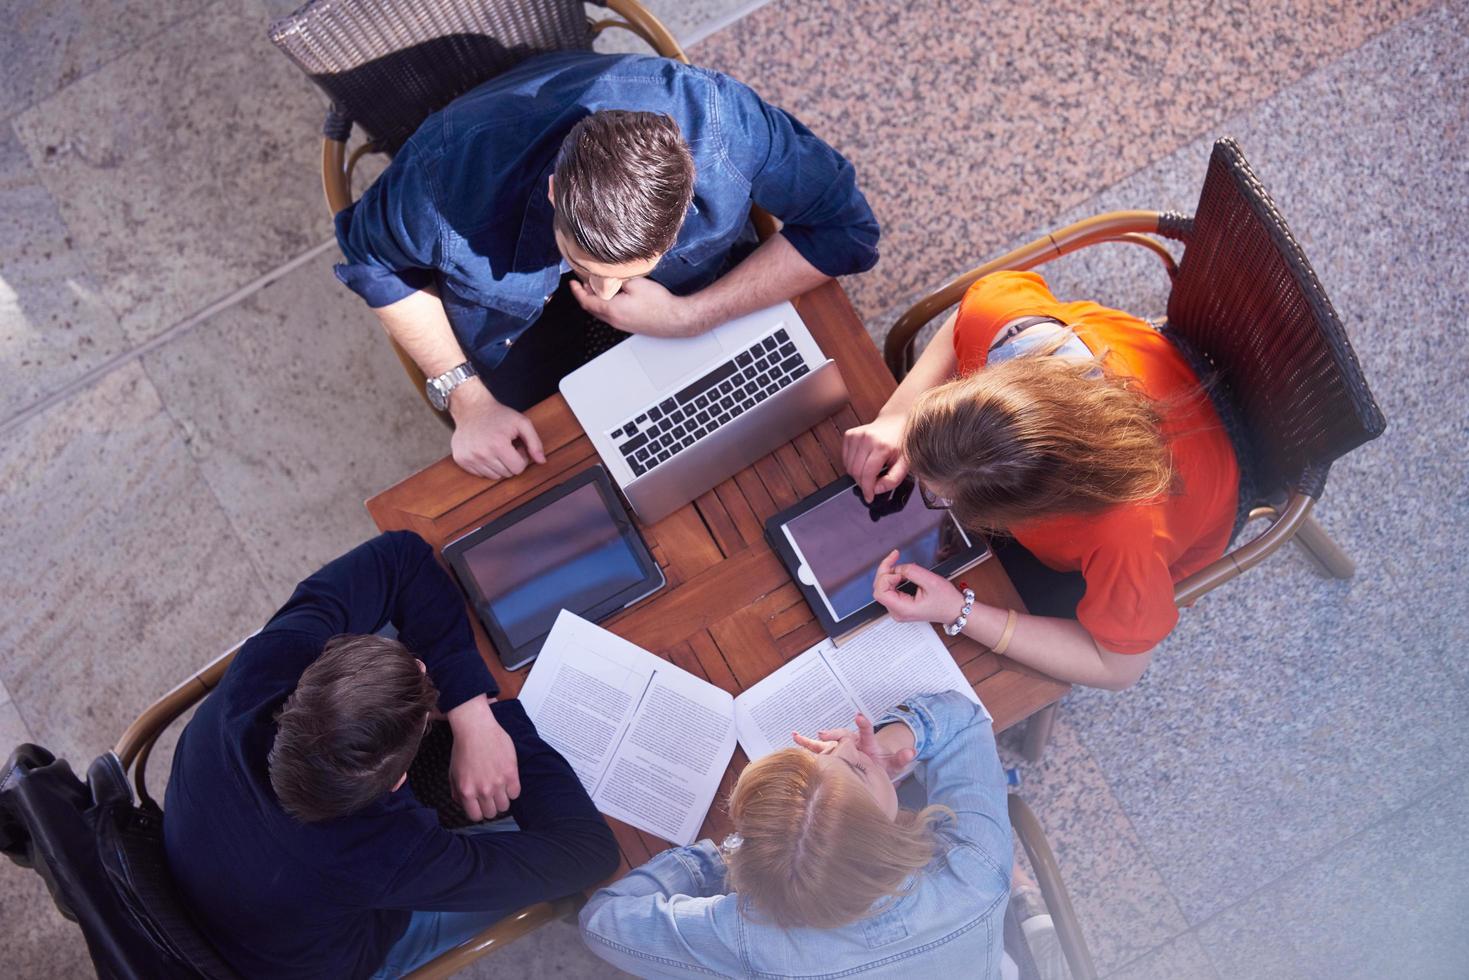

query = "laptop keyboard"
610;327;809;477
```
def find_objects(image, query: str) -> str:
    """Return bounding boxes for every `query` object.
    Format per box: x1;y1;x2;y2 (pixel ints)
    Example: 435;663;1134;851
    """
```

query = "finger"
506;773;522;801
841;428;866;477
816;727;855;742
855;448;886;503
895;562;951;591
570;280;608;317
515;416;546;465
460;793;484;824
855;712;875;737
876;549;900;576
897;747;916;767
872;457;909;495
495;444;528;476
792;732;830;752
492;787;510;816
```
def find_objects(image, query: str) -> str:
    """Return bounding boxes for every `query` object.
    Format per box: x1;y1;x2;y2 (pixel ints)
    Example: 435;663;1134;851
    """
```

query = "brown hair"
904;347;1173;534
268;634;438;823
725;749;952;929
552;109;695;264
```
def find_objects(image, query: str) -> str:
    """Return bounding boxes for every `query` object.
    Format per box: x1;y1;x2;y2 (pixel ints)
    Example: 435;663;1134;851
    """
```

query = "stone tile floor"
2;1;1465;977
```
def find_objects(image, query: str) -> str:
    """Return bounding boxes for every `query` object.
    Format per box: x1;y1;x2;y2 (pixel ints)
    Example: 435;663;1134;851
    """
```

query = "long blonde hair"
904;349;1173;533
725;748;952;929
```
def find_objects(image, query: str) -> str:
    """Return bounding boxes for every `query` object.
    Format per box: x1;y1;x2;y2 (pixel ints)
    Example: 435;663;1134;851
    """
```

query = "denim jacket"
333;51;880;375
579;692;1012;978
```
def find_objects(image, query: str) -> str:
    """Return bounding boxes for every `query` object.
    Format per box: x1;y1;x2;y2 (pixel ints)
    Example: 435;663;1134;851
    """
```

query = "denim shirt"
579;692;1012;978
333;51;880;374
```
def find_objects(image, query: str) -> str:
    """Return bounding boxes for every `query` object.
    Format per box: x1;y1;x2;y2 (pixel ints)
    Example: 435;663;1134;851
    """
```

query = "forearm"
374;287;473;381
878;309;960;418
681;233;830;335
961;604;1148;691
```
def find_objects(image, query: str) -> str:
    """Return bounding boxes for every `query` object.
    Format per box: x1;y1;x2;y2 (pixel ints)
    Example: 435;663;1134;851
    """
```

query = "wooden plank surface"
364;279;1068;874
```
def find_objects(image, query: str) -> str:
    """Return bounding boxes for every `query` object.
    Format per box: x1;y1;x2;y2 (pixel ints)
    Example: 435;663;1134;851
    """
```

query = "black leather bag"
0;744;239;980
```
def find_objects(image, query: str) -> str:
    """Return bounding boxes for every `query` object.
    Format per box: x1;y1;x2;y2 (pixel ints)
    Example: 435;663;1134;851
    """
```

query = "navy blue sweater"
162;532;618;979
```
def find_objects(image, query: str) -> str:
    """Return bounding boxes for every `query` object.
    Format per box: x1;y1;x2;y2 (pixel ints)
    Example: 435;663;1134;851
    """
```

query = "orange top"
951;271;1239;653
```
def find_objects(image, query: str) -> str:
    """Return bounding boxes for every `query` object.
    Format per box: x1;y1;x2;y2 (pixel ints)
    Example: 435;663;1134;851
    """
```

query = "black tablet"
443;466;664;671
765;475;990;638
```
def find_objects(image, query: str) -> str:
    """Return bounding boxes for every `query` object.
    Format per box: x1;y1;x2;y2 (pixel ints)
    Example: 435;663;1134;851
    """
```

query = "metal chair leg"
1021;702;1060;763
1292;514;1355;579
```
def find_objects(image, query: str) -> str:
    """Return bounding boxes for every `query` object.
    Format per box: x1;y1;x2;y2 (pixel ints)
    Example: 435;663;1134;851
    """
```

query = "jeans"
369;818;521;980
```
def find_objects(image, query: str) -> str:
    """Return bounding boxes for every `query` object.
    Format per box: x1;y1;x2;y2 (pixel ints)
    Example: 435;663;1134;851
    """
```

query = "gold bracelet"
992;609;1019;656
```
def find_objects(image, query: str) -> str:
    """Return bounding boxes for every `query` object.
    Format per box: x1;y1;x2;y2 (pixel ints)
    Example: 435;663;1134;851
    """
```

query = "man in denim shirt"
335;51;880;480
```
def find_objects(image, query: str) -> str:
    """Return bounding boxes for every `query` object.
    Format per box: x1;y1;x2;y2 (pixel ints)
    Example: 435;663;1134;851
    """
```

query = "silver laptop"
560;301;848;524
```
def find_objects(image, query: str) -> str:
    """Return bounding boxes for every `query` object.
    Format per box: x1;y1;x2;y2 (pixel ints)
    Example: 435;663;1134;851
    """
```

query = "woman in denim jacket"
579;690;1011;978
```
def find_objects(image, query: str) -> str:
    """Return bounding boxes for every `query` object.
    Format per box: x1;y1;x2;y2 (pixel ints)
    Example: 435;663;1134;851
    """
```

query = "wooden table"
366;280;1068;873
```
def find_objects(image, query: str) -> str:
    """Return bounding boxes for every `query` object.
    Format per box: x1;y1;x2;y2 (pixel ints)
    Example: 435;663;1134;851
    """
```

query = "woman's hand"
843;413;910;503
872;548;965;624
793;713;916;781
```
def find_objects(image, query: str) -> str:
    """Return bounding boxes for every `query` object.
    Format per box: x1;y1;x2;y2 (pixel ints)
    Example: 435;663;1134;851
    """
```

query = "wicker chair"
112;641;580;980
887;138;1387;759
266;0;693;423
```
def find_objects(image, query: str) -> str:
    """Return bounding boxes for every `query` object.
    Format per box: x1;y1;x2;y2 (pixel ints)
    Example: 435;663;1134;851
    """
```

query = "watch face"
426;381;448;411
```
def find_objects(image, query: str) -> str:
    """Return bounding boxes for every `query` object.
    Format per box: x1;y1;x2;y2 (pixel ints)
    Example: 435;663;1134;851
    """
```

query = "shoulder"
954;271;1063;373
1071;505;1178;652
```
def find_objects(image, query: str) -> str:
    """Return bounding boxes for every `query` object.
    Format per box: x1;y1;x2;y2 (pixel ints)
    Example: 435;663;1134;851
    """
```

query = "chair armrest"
1008;794;1099;980
885;211;1170;379
404;894;586;980
1173;492;1316;606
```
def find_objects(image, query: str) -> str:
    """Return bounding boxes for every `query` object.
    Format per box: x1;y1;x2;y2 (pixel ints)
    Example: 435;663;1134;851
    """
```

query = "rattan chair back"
269;0;594;152
1164;138;1386;500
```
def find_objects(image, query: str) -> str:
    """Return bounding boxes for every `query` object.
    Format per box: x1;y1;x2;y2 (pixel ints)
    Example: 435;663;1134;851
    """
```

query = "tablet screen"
781;480;972;623
457;481;648;648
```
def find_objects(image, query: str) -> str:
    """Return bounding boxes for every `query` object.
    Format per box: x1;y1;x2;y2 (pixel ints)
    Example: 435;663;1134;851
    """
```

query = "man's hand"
843;412;910;502
569;277;702;337
449;380;546;480
872;548;966;624
446;696;520;822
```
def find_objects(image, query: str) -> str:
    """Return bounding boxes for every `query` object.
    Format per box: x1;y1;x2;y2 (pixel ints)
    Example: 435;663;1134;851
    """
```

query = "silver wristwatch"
426;362;477;412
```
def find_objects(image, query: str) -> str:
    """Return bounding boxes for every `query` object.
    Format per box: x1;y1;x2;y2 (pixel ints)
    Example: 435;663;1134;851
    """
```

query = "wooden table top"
365;279;1068;871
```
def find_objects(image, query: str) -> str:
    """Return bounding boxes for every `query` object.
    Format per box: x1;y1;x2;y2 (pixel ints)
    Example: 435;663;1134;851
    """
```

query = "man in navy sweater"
162;531;619;979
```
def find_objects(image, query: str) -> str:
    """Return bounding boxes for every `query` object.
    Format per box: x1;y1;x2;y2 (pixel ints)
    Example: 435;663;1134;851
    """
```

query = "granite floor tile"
997;717;1190;975
1;0;210;115
0;361;274;767
966;0;1469;941
593;0;769;53
0;698;31;747
10;0;329;347
693;0;1434;334
1195;776;1469;980
142;252;449;600
1105;930;1219;980
0;860;95;980
456;915;626;978
0;122;129;422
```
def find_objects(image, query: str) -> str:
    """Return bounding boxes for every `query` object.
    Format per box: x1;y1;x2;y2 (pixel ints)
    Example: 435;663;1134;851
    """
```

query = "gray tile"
0;699;31;746
1106;931;1219;980
998;718;1190;974
0;122;129;422
142;251;449;600
0;861;96;980
0;674;11;708
11;0;329;347
985;0;1469;932
0;0;209;115
454;914;627;978
1196;776;1469;980
0;361;273;766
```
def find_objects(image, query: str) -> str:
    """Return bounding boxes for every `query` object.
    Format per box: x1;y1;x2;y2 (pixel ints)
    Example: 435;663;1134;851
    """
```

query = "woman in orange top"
844;271;1238;691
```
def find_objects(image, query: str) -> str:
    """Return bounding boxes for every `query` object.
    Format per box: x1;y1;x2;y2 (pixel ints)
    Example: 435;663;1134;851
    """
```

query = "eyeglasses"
917;480;952;511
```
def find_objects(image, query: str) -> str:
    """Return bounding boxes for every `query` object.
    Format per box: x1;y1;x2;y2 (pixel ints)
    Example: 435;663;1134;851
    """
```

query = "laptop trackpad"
631;332;724;391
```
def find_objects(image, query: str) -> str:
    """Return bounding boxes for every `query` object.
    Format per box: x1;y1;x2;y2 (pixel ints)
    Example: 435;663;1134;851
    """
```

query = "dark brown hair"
904;350;1173;534
268;634;438;823
552;109;695;264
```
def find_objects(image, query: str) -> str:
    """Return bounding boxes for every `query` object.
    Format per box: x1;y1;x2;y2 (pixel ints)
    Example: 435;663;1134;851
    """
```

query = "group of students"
161;50;1238;979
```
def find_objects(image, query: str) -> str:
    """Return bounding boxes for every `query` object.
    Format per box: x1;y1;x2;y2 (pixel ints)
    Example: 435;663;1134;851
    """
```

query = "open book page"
732;645;862;760
516;611;736;846
597;670;737;846
826;617;986;720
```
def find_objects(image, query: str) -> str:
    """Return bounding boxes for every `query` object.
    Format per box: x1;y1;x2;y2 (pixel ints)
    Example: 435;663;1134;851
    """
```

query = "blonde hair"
725;748;952;929
904;347;1173;534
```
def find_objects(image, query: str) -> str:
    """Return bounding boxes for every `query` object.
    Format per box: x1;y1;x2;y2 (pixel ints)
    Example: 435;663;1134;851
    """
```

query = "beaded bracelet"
944;587;976;636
